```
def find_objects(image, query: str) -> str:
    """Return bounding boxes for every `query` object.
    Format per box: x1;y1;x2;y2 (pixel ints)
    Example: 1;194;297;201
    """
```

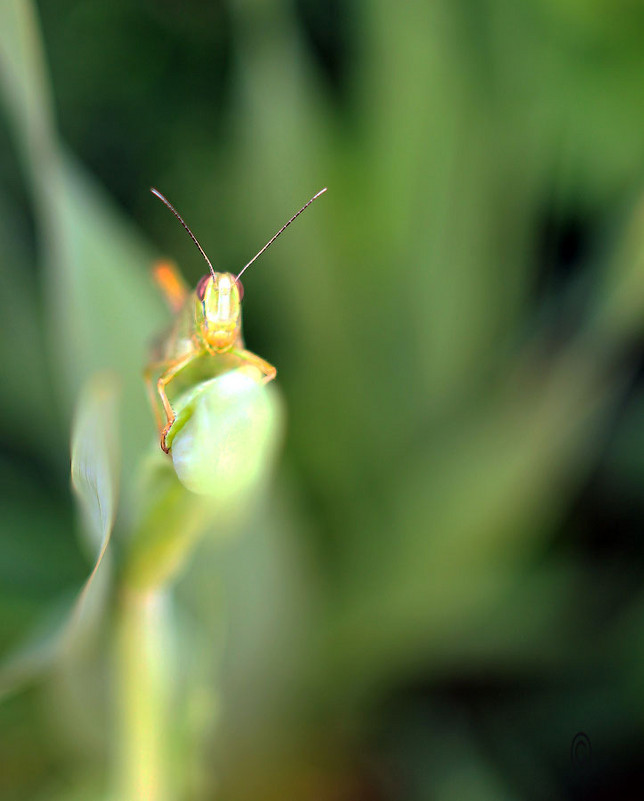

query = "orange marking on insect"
152;260;188;312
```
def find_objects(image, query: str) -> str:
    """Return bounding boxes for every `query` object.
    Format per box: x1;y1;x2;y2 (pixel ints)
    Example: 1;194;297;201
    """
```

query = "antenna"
235;187;327;282
150;188;216;280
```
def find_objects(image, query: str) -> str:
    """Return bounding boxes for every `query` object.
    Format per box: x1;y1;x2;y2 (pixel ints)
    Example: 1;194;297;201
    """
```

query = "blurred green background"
2;0;644;799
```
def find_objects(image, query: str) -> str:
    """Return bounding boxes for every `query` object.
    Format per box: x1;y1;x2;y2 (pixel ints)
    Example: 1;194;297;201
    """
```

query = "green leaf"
0;0;164;498
124;371;284;591
0;372;121;700
327;345;623;693
594;193;644;345
0;455;84;699
0;0;57;178
169;370;284;498
0;188;59;450
70;372;119;581
42;155;164;499
0;596;76;701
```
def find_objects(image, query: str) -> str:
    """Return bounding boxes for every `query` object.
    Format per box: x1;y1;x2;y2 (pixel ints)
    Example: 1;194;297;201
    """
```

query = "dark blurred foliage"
2;0;644;799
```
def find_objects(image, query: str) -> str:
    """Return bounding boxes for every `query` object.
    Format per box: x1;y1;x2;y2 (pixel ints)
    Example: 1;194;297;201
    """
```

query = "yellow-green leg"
232;348;277;384
147;350;198;453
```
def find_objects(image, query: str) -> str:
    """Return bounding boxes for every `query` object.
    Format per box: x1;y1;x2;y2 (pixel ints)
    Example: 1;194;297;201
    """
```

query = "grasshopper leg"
144;363;164;432
232;348;277;385
154;350;199;453
147;348;275;454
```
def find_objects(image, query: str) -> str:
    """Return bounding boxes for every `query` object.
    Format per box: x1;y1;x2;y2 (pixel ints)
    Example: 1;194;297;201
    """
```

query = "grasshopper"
146;187;326;453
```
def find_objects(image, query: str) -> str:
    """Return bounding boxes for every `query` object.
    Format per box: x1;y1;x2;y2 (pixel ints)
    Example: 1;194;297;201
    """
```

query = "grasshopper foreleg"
232;348;277;385
145;350;199;453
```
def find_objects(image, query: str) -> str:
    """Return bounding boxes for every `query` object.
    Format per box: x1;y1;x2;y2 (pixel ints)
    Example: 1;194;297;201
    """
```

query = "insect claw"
161;421;173;454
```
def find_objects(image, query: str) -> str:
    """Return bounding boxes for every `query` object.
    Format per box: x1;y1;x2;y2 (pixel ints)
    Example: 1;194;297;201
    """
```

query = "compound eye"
235;278;244;301
196;274;210;301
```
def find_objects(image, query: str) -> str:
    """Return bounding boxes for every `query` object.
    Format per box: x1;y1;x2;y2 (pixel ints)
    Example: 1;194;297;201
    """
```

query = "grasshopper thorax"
195;273;242;352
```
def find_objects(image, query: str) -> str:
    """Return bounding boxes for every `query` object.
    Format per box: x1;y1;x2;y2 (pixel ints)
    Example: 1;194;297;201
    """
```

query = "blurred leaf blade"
44;154;164;483
327;343;626;693
0;595;76;701
0;0;57;176
0;0;165;491
594;192;644;345
70;371;119;566
0;373;121;700
0;188;60;451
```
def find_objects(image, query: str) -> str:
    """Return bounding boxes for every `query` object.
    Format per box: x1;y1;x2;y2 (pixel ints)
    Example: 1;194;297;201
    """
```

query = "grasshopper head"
195;272;243;351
